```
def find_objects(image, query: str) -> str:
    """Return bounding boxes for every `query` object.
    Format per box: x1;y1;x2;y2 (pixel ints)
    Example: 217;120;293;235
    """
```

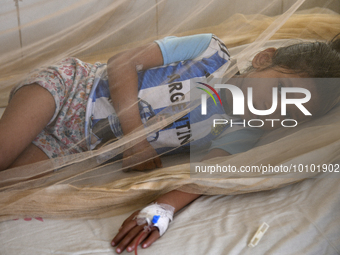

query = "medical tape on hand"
136;203;175;236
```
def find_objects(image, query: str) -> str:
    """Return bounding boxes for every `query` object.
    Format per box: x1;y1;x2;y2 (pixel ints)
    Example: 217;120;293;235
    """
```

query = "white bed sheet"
1;174;339;255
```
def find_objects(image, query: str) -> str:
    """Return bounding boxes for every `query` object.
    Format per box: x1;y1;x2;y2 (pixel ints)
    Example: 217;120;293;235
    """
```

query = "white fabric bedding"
1;174;339;255
1;35;340;255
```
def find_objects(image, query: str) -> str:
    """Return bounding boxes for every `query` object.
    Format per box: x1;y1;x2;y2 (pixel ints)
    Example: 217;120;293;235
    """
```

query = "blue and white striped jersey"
85;34;263;155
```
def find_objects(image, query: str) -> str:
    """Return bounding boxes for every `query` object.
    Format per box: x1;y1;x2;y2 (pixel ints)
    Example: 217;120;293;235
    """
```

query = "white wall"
1;0;339;58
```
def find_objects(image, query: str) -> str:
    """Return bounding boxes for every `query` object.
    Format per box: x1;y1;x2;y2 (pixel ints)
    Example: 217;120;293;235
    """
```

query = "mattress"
1;174;339;255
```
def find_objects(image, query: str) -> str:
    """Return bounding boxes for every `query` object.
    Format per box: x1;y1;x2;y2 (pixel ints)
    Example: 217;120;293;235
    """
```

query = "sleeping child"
0;33;339;253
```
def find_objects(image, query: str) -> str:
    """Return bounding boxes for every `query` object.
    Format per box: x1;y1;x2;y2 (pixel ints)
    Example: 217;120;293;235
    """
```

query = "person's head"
261;35;340;78
233;35;340;129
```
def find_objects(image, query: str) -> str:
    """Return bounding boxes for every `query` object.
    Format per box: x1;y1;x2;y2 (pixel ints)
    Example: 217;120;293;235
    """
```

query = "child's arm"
107;43;164;171
200;148;231;161
111;190;201;253
111;150;230;253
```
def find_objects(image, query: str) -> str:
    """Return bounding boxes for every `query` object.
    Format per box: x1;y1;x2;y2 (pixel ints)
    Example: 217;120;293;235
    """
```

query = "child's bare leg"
8;143;49;169
0;84;55;170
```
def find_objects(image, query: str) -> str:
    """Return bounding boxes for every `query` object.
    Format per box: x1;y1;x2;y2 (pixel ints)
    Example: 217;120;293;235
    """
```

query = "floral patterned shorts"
11;57;101;158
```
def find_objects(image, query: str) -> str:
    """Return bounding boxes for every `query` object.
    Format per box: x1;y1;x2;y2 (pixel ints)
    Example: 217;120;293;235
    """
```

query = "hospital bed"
1;1;339;254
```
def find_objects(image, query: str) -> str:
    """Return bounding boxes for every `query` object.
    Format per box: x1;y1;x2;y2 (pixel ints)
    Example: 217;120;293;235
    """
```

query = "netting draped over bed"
0;0;339;221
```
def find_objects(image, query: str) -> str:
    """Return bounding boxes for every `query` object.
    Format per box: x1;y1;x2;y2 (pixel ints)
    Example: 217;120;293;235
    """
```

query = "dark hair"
270;34;340;78
271;34;340;115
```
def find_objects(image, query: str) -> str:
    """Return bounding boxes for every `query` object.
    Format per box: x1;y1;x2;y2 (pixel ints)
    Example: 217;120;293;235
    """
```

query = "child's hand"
122;140;162;171
111;211;161;253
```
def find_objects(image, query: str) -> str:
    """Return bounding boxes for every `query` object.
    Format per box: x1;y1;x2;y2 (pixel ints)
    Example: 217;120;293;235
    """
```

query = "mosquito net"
0;0;339;221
